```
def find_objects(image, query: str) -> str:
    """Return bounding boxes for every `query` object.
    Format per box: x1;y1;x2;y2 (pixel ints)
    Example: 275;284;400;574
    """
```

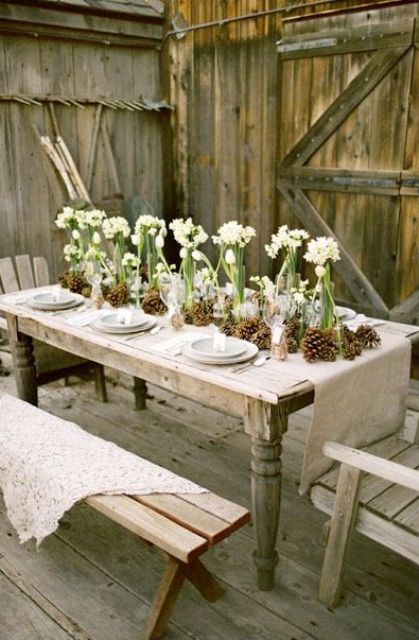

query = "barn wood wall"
166;0;418;314
0;8;165;280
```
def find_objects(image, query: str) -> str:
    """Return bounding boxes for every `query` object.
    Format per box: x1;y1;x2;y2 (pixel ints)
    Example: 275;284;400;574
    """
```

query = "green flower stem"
320;262;335;330
181;252;195;309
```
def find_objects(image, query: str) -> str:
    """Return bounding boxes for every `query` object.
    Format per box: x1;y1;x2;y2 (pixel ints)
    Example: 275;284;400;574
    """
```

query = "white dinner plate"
190;336;247;359
336;306;357;320
91;316;156;335
98;310;149;331
182;341;258;365
28;292;84;310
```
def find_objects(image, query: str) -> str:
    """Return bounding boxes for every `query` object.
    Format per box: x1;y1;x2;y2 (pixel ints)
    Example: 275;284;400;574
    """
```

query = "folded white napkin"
152;332;208;353
344;314;385;330
65;309;107;328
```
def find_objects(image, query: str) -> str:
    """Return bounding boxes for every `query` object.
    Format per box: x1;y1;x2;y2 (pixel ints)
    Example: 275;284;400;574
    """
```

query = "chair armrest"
323;441;419;492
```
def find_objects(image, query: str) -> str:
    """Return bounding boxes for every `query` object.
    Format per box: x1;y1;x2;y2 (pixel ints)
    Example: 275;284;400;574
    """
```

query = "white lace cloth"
0;395;206;544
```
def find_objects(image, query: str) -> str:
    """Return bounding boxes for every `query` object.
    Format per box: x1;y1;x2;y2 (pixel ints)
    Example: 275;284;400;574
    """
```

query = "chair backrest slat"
0;257;20;293
15;255;35;290
33;257;50;287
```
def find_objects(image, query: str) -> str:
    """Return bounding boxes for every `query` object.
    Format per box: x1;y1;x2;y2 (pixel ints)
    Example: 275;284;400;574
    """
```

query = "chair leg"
94;365;108;403
141;556;185;640
133;377;147;411
319;464;362;608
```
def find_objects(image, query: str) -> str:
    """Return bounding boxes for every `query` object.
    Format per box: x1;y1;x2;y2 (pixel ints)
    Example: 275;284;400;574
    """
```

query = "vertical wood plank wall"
0;28;164;280
166;0;418;315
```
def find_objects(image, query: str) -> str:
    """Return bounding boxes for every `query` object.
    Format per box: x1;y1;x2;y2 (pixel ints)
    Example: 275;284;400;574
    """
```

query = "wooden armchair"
0;255;107;401
311;433;419;608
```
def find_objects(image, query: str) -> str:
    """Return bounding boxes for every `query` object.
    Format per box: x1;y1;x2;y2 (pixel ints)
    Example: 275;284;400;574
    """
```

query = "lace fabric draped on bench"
0;395;205;544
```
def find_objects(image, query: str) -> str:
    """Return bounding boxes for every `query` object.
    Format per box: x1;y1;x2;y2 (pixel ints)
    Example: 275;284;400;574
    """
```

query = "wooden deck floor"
0;357;418;640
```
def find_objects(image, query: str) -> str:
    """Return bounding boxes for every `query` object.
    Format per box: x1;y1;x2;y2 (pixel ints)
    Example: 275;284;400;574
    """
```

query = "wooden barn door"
276;5;419;321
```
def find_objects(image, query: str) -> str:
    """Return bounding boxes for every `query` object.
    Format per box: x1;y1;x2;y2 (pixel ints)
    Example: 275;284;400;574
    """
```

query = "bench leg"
319;464;362;608
133;377;147;411
141;556;185;640
94;364;108;403
141;556;225;640
183;558;225;602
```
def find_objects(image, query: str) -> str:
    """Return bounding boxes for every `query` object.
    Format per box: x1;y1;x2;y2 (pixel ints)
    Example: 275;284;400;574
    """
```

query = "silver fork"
231;354;271;374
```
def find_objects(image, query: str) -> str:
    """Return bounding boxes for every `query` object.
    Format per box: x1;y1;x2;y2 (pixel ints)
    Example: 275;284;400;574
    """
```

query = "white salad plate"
28;291;84;310
91;315;156;335
336;306;357;320
97;310;150;332
182;341;258;365
190;336;247;359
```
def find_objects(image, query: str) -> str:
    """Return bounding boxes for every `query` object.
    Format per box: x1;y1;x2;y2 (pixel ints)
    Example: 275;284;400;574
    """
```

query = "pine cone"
285;315;300;343
287;337;298;354
301;327;328;363
219;318;235;336
250;322;271;350
67;273;89;296
184;301;213;326
343;342;358;360
355;324;381;349
58;272;70;289
141;288;167;315
234;317;261;342
107;282;129;308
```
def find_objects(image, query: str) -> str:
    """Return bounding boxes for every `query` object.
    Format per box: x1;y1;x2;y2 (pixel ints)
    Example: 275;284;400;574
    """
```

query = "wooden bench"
311;434;419;609
0;397;250;640
87;491;250;639
0;254;107;401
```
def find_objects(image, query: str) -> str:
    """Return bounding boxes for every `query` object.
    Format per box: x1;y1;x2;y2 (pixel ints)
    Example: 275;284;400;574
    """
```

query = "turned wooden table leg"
245;399;286;591
7;314;38;406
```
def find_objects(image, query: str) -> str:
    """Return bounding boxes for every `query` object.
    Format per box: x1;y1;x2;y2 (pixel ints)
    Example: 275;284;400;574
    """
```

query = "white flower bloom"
63;243;83;263
155;234;165;249
134;214;166;235
192;250;203;261
304;237;340;266
92;231;101;245
72;229;80;240
131;234;139;245
265;225;309;259
315;265;326;277
293;292;305;304
169;218;208;249
179;247;188;259
84;209;106;228
102;216;131;240
225;248;236;265
122;252;140;268
212;221;256;247
55;207;79;229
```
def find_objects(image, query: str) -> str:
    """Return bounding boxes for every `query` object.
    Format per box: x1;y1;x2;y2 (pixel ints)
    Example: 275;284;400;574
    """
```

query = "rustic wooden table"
1;292;417;591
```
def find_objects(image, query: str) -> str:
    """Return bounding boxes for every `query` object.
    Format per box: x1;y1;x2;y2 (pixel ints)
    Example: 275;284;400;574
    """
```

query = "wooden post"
245;398;285;590
319;463;363;608
6;314;38;406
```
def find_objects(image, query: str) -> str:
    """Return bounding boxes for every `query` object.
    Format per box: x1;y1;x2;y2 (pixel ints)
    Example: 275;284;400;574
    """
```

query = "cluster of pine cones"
184;301;214;326
102;282;130;308
58;271;91;297
301;324;381;363
141;288;167;315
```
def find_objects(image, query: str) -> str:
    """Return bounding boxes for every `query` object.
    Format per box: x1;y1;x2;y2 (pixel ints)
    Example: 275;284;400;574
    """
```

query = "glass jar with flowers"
132;214;167;290
264;225;309;292
102;216;131;307
55;206;88;294
303;236;341;330
212;221;256;322
169;218;209;311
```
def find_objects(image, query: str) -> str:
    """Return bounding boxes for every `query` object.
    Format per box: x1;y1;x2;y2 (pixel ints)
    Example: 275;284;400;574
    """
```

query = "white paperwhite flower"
265;225;309;259
63;243;83;263
212;221;256;247
84;209;106;228
192;250;203;261
102;216;131;240
179;247;188;259
92;231;101;245
134;214;166;235
131;234;139;245
55;207;81;230
72;229;80;240
304;237;340;266
155;234;165;249
122;252;140;268
169;218;208;249
315;265;326;277
225;248;236;265
85;246;106;262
